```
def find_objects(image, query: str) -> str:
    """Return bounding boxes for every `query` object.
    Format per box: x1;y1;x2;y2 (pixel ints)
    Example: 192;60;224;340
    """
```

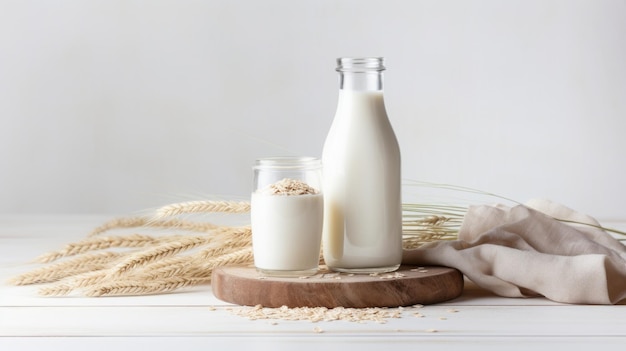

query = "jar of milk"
321;57;402;273
251;157;323;277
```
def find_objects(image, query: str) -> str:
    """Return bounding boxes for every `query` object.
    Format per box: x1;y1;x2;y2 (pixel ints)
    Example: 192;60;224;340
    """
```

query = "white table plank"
2;304;625;337
2;336;625;351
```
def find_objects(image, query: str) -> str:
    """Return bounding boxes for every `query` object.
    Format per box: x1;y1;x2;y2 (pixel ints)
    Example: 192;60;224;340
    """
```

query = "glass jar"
250;156;323;276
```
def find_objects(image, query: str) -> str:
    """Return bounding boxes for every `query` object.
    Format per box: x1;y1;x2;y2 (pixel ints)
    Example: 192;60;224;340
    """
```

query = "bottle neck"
336;57;385;92
339;71;383;91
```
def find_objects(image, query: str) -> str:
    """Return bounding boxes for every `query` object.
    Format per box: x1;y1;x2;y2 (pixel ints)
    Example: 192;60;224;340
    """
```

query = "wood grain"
212;265;463;308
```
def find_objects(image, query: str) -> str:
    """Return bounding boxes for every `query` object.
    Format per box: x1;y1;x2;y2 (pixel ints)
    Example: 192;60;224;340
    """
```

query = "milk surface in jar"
322;57;402;273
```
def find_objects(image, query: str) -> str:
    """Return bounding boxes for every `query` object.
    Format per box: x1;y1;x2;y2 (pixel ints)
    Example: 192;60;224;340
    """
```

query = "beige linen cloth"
402;199;626;304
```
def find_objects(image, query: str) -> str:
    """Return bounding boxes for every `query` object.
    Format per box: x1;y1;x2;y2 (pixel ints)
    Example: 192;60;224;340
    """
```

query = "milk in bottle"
321;57;402;273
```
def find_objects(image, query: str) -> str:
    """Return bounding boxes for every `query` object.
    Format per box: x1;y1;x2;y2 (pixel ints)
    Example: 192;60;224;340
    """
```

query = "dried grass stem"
153;200;251;219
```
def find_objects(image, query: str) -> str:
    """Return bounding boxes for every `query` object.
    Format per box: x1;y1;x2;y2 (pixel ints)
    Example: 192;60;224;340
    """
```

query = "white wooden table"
1;215;625;350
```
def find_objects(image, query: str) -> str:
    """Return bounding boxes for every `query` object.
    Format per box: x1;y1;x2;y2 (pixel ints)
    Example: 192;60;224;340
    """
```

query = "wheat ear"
88;216;221;236
197;238;251;260
196;246;254;274
35;234;161;263
110;235;210;275
37;268;113;296
134;255;197;280
88;217;150;236
129;246;254;286
153;200;251;219
197;226;251;251
85;276;211;297
132;228;252;280
38;284;75;296
9;251;125;285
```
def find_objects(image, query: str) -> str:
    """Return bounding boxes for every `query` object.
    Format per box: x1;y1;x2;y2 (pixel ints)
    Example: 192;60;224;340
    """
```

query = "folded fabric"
402;199;626;304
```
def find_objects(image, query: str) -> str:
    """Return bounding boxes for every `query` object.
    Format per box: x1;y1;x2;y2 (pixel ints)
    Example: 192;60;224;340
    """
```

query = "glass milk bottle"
321;57;402;273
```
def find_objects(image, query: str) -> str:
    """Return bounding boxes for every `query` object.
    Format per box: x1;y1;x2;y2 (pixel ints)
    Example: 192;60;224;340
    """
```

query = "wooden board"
211;265;463;308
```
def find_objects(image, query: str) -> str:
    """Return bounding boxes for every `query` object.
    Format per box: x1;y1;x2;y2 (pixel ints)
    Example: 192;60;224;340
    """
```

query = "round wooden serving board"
212;265;463;308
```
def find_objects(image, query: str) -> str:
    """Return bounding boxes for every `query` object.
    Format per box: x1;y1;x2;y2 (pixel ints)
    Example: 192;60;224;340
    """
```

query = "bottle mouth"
253;156;321;170
336;57;385;72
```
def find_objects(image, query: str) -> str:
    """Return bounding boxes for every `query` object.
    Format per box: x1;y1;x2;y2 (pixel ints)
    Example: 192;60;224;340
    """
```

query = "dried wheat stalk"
88;216;220;236
153;200;251;219
110;235;211;276
197;246;254;273
85;276;212;297
9;251;126;285
146;234;252;279
25;225;254;297
38;269;111;296
34;234;162;263
88;217;151;236
195;227;251;256
401;203;465;248
38;283;75;297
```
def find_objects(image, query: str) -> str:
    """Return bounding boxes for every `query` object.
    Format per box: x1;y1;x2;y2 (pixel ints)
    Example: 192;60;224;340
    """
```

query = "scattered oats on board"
379;272;406;279
323;273;340;279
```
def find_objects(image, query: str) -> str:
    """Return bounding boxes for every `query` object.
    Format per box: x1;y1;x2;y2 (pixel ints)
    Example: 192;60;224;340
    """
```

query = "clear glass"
336;57;384;91
251;157;323;277
322;57;402;274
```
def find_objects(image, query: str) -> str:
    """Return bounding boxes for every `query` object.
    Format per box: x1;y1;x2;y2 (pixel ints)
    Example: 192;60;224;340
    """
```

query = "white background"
1;0;624;219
